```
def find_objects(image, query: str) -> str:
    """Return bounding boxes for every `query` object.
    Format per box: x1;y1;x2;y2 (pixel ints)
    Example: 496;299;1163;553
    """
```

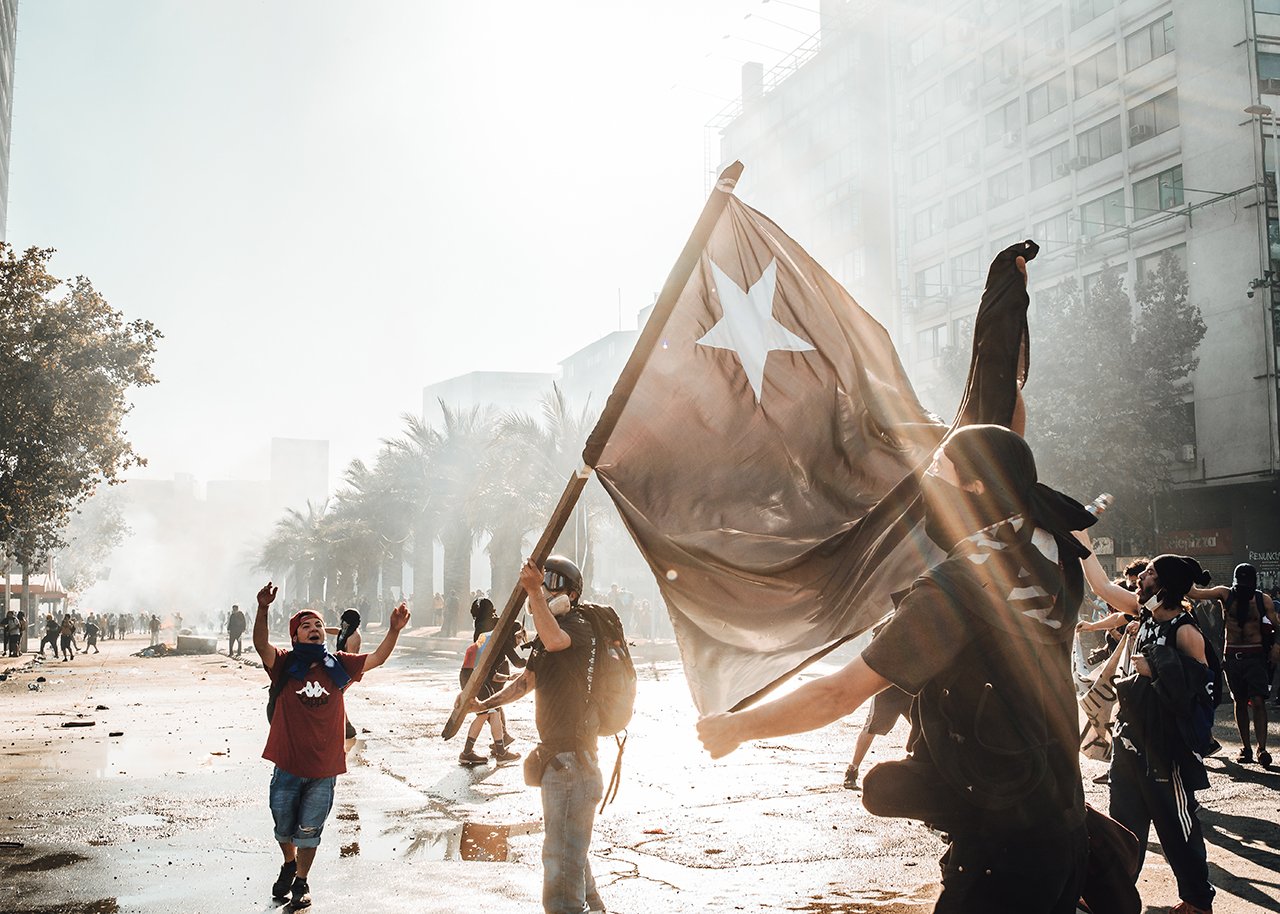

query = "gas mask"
542;587;573;616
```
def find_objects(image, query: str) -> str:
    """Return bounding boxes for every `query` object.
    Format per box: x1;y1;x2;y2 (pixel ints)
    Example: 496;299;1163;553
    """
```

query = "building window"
1125;13;1174;71
990;230;1025;258
1028;73;1069;122
915;263;945;297
1080;188;1126;235
944;61;979;105
1136;243;1187;281
985;100;1021;145
1032;212;1070;247
1133;165;1184;218
1074;45;1117;98
852;246;866;280
908;31;937;68
952;313;976;349
988;163;1023;205
945;122;981;165
917;323;949;359
1128;89;1178;144
950;248;983;290
982;38;1018;84
948;184;982;224
1030;140;1071;188
1069;0;1113;31
1076;115;1122;165
908;85;942;124
1025;7;1064;57
914;203;945;241
912;144;943;182
1259;52;1280;94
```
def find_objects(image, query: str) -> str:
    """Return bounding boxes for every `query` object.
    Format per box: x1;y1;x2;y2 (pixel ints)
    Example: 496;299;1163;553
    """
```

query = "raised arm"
252;582;279;671
363;603;409;672
696;654;891;760
1072;531;1139;615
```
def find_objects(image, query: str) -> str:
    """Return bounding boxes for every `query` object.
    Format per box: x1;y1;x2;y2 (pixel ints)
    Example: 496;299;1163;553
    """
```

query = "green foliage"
0;245;161;566
1022;253;1203;553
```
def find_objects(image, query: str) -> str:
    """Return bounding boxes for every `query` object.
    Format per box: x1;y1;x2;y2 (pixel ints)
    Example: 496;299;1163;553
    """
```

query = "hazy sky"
9;1;819;490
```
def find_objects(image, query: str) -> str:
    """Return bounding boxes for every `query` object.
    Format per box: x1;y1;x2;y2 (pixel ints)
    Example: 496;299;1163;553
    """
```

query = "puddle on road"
333;804;538;864
5;851;89;872
6;901;119;914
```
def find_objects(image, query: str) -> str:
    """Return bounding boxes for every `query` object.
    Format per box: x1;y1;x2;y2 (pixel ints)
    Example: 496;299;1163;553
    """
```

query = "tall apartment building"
712;0;1280;583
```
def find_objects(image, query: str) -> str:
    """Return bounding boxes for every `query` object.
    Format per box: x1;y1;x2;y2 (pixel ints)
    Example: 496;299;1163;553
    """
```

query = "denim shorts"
269;767;336;848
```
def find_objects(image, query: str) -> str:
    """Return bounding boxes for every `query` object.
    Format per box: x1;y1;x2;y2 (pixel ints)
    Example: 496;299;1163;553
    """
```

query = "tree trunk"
383;539;404;600
441;524;472;638
488;530;523;606
411;523;435;617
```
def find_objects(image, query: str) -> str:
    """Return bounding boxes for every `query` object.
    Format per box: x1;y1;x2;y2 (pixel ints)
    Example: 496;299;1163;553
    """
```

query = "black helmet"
542;555;583;601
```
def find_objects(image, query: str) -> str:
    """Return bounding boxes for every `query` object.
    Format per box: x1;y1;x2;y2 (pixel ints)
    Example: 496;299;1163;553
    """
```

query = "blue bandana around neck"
287;641;352;690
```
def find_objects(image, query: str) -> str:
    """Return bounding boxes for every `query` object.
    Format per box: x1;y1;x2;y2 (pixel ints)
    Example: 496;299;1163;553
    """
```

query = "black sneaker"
271;859;296;898
1238;747;1254;764
1259;749;1272;768
290;876;311;908
843;766;859;790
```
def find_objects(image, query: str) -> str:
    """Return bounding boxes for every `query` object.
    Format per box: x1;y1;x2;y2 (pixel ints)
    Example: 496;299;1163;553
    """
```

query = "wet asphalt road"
1;630;1278;913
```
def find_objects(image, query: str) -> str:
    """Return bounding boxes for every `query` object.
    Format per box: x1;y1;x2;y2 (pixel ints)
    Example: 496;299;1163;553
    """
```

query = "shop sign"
1157;528;1233;555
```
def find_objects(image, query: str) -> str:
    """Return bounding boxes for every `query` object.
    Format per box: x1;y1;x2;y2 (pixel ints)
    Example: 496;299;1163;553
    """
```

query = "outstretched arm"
252;582;279;671
1072;531;1139;614
1188;584;1230;602
697;655;891;760
363;603;409;672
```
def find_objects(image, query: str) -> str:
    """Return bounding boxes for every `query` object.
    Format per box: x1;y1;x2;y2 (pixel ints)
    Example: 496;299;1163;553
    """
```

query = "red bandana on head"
290;610;323;641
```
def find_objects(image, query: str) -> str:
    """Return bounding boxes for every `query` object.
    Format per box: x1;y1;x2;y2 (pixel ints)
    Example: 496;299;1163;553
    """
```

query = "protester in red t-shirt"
253;582;409;908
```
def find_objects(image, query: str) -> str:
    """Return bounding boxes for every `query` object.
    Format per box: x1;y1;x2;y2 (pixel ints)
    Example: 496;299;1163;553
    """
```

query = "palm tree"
382;416;444;616
433;402;494;636
494;386;606;593
255;499;331;605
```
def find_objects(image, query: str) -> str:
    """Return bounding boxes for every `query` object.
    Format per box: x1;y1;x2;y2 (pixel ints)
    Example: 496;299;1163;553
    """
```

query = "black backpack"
577;602;637;810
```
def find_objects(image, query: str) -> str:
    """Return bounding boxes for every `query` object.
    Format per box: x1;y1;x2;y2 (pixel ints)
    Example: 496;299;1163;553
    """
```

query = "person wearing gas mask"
458;555;606;914
697;425;1097;913
1074;548;1218;914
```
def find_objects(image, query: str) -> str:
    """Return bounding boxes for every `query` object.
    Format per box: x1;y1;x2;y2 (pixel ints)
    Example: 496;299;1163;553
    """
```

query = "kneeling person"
253;582;409;908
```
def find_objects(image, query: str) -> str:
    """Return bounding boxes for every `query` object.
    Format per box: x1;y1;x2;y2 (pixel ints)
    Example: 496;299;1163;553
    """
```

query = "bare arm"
522;558;570;652
1072;531;1139;614
363;603;409;672
462;668;536;714
252;583;279;671
1188;584;1230;602
1175;621;1208;666
696;655;892;760
1078;611;1131;633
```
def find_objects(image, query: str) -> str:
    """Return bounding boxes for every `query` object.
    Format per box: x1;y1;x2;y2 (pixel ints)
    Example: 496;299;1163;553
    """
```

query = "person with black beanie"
1074;543;1218;914
1189;563;1280;766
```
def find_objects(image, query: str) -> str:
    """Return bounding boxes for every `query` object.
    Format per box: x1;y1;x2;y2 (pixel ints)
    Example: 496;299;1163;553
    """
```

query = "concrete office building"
422;371;558;428
711;0;1280;583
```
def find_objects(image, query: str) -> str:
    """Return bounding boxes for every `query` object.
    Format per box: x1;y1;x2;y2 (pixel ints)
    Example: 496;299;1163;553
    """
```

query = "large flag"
595;196;948;713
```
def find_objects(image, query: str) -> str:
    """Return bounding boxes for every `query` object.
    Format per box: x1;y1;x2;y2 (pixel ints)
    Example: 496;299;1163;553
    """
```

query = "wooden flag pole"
442;160;744;739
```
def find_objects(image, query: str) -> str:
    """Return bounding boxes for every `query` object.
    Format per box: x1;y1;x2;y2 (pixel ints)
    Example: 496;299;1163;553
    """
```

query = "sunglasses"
543;571;574;593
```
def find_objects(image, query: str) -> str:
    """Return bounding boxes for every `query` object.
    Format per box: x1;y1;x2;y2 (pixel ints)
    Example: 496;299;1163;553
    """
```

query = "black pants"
1109;742;1213;909
933;823;1088;913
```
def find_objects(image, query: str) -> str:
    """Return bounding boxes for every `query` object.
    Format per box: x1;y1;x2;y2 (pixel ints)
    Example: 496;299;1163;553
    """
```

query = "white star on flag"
697;258;816;404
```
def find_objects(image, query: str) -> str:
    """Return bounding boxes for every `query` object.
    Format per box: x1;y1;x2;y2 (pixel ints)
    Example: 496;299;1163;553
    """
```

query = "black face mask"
920;473;1015;553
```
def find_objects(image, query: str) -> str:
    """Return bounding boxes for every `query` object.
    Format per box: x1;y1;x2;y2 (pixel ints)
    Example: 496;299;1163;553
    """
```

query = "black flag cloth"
594;197;947;713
